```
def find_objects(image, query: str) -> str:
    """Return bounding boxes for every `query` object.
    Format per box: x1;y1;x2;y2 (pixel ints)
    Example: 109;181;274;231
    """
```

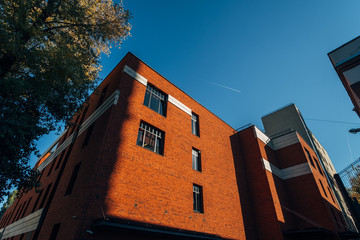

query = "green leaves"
0;190;18;218
349;166;360;202
0;0;131;201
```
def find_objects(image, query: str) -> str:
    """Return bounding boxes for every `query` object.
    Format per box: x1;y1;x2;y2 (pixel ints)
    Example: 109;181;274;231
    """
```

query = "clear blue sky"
34;0;360;175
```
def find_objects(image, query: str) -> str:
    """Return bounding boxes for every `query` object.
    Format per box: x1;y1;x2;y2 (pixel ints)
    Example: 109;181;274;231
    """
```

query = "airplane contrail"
204;80;242;93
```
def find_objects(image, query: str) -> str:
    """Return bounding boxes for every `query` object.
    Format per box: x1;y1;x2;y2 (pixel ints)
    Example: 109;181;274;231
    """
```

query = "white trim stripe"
254;127;271;144
36;90;120;172
0;208;44;239
168;95;192;115
262;158;312;180
123;65;148;86
37;130;66;161
123;65;193;116
272;131;300;150
282;162;312;179
78;90;120;136
262;159;283;178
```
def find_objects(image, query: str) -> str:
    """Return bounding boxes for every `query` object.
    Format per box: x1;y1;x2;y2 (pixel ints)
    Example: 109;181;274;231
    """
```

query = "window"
82;124;94;148
13;203;23;222
82;86;109;148
47;156;58;176
69;115;80;135
49;223;61;240
55;150;66;170
20;198;31;219
137;121;164;155
319;179;328;198
191;113;199;136
193;184;203;213
314;157;324;176
16;200;27;221
2;214;10;227
39;183;52;208
304;148;316;169
64;163;81;196
97;85;108;108
328;186;335;203
31;189;43;213
192;148;201;172
143;84;167;116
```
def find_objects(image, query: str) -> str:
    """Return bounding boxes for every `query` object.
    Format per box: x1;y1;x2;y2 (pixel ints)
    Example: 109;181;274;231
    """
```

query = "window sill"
135;144;164;157
193;210;204;214
143;105;167;118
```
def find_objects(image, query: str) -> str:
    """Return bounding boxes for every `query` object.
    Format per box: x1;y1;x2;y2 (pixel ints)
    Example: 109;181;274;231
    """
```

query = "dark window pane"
328;186;335;202
192;149;201;172
155;138;160;154
137;121;164;155
143;90;150;107
143;84;167;116
20;197;32;219
149;94;160;113
64;163;81;196
191;113;199;136
32;189;43;213
159;100;166;116
49;223;61;240
136;129;144;146
319;180;328;197
304;148;315;168
39;183;52;209
193;184;203;213
143;131;155;152
82;124;94;148
97;85;108;108
314;157;324;176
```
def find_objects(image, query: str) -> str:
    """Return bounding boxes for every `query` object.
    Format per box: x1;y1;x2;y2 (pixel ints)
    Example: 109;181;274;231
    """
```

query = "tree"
0;0;131;201
349;166;360;202
0;190;18;218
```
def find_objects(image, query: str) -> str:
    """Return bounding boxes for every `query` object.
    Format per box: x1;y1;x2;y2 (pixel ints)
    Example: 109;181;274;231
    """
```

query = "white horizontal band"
254;127;271;145
271;131;300;150
124;65;192;116
262;158;311;180
168;95;192;115
0;208;44;239
123;65;148;86
37;90;120;171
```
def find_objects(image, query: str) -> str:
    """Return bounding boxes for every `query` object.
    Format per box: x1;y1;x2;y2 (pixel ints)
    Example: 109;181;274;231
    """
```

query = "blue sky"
34;1;360;175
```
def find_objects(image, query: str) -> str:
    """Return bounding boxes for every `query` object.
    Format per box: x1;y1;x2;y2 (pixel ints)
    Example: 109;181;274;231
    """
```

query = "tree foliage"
0;0;131;201
349;166;360;202
0;190;18;218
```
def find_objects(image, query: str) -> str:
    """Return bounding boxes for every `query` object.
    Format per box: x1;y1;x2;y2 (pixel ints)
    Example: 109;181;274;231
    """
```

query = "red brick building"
231;126;355;240
328;36;360;118
0;53;358;240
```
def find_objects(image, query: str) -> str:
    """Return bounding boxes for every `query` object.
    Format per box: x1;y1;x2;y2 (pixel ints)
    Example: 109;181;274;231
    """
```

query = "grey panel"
0;209;44;239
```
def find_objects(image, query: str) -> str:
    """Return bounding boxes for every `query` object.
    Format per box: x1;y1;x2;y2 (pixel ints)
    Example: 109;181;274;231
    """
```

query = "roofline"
328;35;360;56
261;103;296;119
122;52;235;130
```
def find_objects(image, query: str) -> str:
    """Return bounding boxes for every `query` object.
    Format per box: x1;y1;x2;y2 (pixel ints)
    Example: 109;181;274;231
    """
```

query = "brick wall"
0;53;247;240
0;53;351;240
